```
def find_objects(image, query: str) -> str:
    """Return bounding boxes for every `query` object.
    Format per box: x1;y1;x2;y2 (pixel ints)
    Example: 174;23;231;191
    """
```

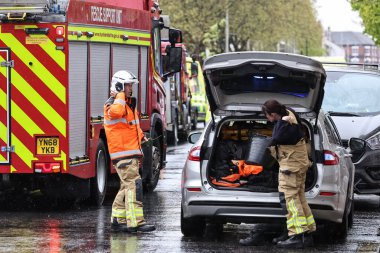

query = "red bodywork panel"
67;0;152;30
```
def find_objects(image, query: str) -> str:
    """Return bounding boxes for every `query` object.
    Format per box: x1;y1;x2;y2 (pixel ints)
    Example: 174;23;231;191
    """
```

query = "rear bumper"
182;191;345;224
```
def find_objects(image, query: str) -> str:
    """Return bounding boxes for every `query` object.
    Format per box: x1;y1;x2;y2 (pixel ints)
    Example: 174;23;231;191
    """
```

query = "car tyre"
181;207;205;237
348;194;354;228
144;130;161;192
330;190;354;240
90;139;108;206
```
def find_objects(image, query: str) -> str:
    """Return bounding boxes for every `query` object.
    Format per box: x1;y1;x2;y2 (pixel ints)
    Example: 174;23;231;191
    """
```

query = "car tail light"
188;146;200;161
323;150;339;165
319;192;336;196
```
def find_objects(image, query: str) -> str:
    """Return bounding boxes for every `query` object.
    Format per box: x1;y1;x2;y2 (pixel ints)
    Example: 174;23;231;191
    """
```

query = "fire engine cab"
0;0;182;205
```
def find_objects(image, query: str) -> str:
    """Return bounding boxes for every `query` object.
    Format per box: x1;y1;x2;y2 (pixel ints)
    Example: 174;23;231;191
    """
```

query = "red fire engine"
0;0;182;205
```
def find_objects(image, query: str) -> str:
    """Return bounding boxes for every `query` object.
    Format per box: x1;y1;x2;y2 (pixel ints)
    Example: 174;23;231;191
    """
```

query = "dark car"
322;63;380;195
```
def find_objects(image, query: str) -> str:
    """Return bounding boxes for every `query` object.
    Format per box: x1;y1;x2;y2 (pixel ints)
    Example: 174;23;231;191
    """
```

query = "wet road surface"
0;141;379;252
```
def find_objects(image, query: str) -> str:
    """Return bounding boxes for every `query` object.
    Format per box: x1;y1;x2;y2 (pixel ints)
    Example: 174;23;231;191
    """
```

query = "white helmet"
110;70;139;92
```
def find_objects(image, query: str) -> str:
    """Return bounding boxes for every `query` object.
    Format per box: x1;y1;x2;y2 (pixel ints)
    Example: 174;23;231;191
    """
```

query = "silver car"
181;52;358;239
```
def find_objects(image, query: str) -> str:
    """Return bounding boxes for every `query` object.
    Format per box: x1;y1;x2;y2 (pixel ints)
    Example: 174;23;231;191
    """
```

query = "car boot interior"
207;118;317;192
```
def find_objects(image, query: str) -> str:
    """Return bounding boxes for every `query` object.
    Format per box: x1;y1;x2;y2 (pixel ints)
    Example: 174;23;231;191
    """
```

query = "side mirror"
169;28;182;45
348;137;366;153
188;132;202;144
163;47;182;76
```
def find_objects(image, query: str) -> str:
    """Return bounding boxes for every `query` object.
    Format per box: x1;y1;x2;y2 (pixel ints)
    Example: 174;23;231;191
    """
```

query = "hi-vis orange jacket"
103;92;144;161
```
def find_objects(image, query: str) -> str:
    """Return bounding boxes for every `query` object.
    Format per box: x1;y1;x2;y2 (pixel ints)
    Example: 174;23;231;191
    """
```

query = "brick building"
327;31;380;63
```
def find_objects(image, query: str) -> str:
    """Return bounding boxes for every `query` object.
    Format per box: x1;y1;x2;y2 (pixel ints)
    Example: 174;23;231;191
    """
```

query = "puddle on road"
356;242;380;253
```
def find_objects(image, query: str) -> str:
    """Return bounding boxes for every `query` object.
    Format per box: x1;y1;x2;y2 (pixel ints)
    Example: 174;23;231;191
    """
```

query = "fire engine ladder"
0;0;50;20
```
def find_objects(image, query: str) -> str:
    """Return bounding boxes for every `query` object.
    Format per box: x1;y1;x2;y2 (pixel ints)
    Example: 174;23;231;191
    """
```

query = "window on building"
365;46;371;56
351;46;359;56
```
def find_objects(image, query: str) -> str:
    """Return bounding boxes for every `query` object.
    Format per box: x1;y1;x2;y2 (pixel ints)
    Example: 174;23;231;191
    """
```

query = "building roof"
331;31;375;46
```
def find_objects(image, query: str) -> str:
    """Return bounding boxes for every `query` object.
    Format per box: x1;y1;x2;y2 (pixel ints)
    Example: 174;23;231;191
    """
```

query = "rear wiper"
328;111;359;117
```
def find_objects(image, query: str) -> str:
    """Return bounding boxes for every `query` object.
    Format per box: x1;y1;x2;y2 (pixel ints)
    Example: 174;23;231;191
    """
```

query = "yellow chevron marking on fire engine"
31;34;66;71
0;58;66;136
54;151;67;171
11;70;66;137
0;121;36;170
0;120;7;148
0;34;66;103
11;133;36;169
11;100;44;136
12;24;65;70
0;65;44;136
68;25;150;46
0;91;8;143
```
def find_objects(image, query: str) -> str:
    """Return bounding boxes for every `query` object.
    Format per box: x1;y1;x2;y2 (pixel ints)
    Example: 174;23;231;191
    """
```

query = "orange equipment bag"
212;160;263;187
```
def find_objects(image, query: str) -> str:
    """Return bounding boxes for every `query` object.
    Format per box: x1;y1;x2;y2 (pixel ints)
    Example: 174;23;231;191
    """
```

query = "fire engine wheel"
90;139;108;206
145;131;161;192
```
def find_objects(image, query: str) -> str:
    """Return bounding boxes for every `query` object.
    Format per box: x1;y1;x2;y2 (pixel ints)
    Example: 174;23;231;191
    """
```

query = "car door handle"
344;154;353;158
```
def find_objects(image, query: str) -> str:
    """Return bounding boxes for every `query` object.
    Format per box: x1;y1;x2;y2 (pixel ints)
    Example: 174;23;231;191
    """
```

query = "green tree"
160;0;324;57
351;0;380;45
160;0;224;54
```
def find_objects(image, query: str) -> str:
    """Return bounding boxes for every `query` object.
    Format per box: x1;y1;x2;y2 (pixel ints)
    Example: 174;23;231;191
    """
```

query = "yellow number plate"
36;137;59;155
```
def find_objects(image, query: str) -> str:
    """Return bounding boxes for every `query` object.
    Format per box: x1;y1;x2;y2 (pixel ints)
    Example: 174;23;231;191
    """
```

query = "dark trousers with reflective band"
112;158;145;227
278;167;316;236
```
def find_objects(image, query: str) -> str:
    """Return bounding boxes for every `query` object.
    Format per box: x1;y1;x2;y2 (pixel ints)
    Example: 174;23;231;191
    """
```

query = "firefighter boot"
272;230;289;244
111;217;130;233
127;223;156;233
239;231;264;246
277;232;313;249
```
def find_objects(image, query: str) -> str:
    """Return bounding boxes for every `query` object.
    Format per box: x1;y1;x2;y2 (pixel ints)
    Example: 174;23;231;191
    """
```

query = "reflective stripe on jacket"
104;92;144;161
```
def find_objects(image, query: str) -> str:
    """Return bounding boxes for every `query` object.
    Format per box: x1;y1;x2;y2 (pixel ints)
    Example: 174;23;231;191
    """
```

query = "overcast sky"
315;0;364;32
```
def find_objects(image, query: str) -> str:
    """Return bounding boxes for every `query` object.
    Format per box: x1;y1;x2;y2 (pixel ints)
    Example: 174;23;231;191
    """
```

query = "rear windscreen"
219;74;311;98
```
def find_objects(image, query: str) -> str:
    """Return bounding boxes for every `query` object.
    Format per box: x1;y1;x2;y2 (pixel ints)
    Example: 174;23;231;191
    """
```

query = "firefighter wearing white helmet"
104;70;155;233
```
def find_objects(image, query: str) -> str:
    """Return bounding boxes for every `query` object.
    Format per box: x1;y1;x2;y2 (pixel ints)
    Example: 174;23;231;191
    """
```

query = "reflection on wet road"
0;141;379;252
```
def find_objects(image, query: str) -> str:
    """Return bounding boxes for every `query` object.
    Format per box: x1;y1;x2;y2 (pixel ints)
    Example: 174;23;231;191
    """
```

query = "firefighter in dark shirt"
240;99;315;248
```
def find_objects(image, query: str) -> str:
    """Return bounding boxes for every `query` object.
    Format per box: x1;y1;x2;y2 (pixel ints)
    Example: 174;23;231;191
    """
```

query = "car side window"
324;118;341;145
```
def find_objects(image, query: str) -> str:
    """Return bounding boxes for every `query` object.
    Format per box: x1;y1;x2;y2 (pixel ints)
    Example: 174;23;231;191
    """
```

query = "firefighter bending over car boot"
240;99;316;248
104;70;155;233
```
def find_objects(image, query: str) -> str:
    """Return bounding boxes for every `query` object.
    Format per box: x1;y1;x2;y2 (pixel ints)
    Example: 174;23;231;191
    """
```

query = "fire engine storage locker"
69;42;88;159
140;47;149;115
90;43;110;119
112;45;139;101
